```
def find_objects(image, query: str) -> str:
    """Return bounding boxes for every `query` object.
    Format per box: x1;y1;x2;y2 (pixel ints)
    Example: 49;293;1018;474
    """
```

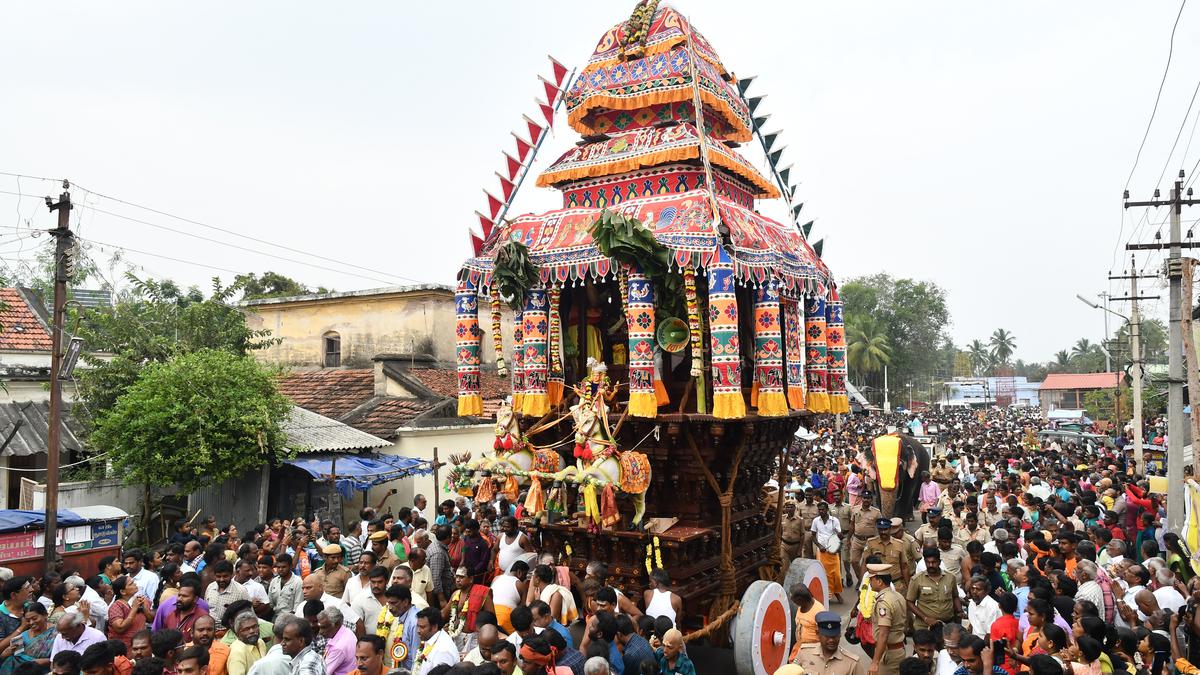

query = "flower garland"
684;265;705;414
491;286;507;378
547;285;564;405
644;536;665;574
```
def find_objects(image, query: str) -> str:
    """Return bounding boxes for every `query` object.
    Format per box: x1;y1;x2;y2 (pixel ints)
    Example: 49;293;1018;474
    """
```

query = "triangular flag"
535;97;555;127
737;75;756;95
762;130;779;152
769;146;786;165
753;114;771;129
801;220;813;237
470;231;485;256
788;183;798;200
792;203;804;219
747;95;766;115
475;211;494;238
503;152;522;181
812;238;824;257
496;172;515;201
539;76;561;105
524;115;544;144
484;190;503;219
549;55;568;86
512;132;533;161
778;164;792;185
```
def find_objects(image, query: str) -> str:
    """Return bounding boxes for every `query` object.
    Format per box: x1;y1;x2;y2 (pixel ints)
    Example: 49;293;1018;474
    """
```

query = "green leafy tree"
1114;318;1167;365
1052;350;1071;371
990;329;1016;364
846;315;892;381
90;349;294;493
967;340;991;376
235;271;329;301
75;274;278;427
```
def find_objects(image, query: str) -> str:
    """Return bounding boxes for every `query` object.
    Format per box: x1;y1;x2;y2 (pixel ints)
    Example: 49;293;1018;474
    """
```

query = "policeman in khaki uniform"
866;563;908;675
797;488;822;558
912;507;947;550
794;610;866;675
861;518;910;593
905;547;960;631
780;500;806;563
891;517;920;571
849;490;882;578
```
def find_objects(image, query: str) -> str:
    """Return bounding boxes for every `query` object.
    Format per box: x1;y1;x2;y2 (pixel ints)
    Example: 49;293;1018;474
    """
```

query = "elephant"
865;432;930;521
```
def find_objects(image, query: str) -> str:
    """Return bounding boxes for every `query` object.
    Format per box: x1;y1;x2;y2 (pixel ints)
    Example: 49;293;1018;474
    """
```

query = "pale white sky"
3;1;1198;363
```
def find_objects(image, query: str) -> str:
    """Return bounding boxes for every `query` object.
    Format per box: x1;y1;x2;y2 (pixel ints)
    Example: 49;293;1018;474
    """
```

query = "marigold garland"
491;286;507;378
547;285;564;405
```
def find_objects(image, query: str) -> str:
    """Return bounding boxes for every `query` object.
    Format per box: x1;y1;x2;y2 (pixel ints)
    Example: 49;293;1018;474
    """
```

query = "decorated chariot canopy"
455;0;849;422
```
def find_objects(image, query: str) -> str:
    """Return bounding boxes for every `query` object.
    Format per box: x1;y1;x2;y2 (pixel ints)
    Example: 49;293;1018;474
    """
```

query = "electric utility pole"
1125;170;1200;530
43;182;72;568
1110;256;1158;475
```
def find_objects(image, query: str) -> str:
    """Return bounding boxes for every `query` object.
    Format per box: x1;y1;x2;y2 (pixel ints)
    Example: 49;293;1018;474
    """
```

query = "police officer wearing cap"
794;610;866;675
861;518;910;593
866;563;907;675
849;490;882;579
912;507;945;549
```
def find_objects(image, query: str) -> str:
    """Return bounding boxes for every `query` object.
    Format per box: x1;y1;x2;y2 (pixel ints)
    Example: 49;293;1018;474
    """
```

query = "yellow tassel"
756;391;788;417
512;393;525;411
547;380;564;406
712;392;746;419
583;483;600;524
829;395;851;414
522;393;550;417
628;392;659;418
653;379;669;406
807;392;831;414
750;381;759;407
457;394;483;417
787;386;805;410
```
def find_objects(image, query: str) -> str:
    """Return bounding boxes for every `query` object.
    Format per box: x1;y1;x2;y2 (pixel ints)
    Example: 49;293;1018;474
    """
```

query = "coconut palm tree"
967;340;991;376
990;329;1016;364
846;316;892;381
1071;338;1094;360
1054;350;1070;367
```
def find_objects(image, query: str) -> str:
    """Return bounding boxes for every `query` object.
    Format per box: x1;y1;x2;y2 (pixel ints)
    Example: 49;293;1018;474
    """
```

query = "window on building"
324;332;341;367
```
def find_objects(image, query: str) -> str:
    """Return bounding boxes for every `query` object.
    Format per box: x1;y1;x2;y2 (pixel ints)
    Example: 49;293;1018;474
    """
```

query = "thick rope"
683;601;740;643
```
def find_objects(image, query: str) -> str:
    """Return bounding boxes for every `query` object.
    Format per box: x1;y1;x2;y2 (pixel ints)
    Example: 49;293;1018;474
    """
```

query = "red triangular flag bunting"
503;152;522;180
484;190;503;219
539;76;560;105
549;55;568;86
495;172;515;201
470;231;484;256
475;211;494;238
523;116;544;144
512;132;533;161
535;98;555;128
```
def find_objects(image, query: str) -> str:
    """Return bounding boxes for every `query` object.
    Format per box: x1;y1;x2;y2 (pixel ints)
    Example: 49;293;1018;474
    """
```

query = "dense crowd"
0;493;690;675
1;406;1198;675
774;407;1199;675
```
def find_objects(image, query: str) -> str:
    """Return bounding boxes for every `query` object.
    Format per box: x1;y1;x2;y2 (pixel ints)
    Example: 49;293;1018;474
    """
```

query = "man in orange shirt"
189;614;229;675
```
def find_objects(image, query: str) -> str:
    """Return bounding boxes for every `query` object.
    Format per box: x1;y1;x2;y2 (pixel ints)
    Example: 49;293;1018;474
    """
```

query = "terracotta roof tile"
277;369;375;419
0;288;52;352
341;397;437;439
409;368;508;402
1039;372;1119;391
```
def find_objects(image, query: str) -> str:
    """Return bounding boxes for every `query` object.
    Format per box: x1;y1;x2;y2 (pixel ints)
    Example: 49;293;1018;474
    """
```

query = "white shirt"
80;585;109;630
1153;586;1187;614
935;649;960;675
414;630;459;675
809;516;842;553
1123;584;1147;621
967;595;1001;638
131;567;159;602
341;574;369;604
243;578;270;605
295;593;361;627
1076;581;1106;621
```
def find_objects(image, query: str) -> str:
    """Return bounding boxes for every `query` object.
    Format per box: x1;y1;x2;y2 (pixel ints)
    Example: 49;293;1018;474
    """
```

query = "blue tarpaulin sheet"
284;454;434;498
0;509;89;534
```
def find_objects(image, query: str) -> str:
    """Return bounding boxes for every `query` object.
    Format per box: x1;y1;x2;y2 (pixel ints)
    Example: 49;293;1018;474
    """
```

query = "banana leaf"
492;239;539;311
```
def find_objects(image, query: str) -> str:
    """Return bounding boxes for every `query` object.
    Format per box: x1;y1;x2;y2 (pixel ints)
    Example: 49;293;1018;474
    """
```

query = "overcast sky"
3;1;1199;364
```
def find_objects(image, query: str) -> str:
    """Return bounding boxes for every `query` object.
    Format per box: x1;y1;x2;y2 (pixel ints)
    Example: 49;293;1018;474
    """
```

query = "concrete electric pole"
43;182;72;568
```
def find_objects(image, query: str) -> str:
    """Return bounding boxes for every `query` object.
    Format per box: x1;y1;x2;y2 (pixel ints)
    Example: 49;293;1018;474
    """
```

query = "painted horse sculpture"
867;432;930;521
466;402;564;482
552;377;652;528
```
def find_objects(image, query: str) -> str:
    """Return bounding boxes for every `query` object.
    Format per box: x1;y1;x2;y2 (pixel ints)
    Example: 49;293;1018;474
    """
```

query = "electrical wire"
1155;75;1200;188
68;182;431;285
1124;0;1189;192
77;236;243;275
0;452;109;472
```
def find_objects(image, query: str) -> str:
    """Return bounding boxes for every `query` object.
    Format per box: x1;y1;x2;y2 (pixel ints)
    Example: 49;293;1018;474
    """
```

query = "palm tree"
1071;338;1093;360
990;329;1016;364
967;340;991;376
1054;350;1070;367
846;316;892;380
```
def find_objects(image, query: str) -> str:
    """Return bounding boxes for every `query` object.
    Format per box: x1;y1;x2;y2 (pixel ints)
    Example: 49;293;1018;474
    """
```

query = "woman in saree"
0;603;56;675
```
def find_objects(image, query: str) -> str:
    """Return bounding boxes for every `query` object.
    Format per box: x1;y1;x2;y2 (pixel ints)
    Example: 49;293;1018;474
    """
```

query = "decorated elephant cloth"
455;278;484;416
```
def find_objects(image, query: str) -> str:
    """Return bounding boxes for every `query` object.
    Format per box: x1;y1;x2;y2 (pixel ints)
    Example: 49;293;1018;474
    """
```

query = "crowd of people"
1;406;1199;675
774;407;1200;675
0;493;691;675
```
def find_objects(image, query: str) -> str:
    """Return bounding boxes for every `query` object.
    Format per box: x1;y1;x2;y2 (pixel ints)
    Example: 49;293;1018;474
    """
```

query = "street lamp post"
1077;294;1143;473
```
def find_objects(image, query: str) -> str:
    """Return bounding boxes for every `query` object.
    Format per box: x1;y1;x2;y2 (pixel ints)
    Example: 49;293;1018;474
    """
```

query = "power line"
77;236;243;275
1155;75;1200;188
82;204;404;286
1124;0;1189;192
68;182;431;285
